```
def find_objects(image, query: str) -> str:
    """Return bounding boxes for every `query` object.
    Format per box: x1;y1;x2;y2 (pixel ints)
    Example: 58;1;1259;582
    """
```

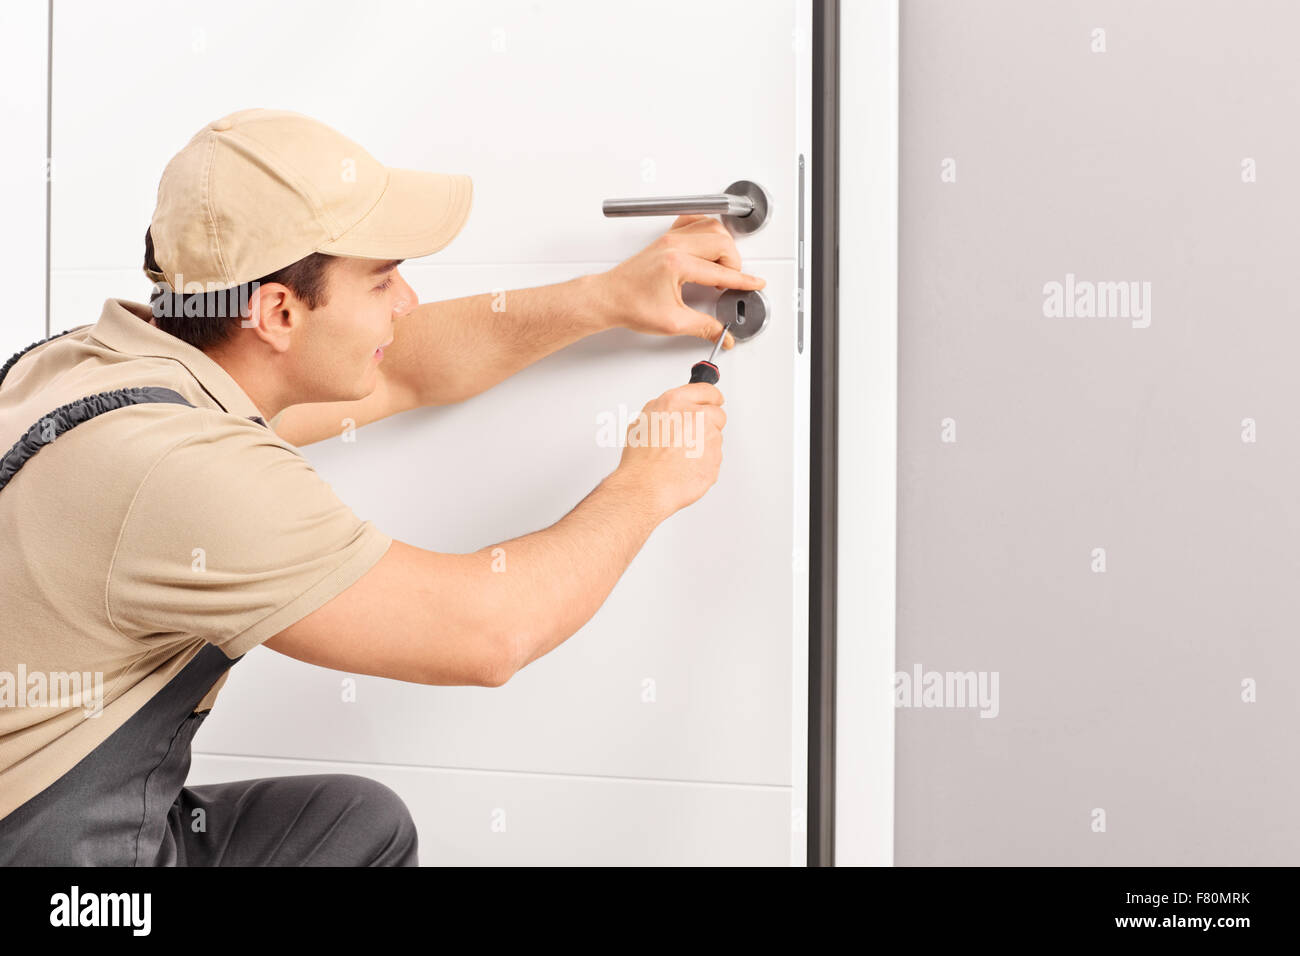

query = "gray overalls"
0;331;419;866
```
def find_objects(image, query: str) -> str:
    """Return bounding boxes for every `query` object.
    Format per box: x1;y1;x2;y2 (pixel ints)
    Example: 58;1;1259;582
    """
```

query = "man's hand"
614;381;727;519
595;214;767;351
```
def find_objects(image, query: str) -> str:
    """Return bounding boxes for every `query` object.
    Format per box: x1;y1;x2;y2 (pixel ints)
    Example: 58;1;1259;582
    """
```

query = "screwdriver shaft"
707;322;731;364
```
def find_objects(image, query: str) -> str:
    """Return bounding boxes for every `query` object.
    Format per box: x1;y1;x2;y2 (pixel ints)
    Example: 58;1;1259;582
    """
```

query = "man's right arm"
263;381;726;687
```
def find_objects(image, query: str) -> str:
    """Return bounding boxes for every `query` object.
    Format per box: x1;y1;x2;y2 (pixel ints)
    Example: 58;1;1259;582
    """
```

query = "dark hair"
143;226;337;351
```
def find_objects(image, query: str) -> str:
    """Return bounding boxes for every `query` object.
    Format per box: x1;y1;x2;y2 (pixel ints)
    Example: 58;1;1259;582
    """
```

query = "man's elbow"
475;629;524;688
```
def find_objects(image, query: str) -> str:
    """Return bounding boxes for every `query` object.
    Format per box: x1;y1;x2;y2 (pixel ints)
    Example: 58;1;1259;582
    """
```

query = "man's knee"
315;773;419;866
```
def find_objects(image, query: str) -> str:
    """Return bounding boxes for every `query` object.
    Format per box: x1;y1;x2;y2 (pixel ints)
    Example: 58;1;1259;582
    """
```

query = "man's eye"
374;276;394;292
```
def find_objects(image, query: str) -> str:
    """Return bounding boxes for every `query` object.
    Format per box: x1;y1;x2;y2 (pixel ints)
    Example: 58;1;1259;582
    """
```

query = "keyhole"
736;299;747;326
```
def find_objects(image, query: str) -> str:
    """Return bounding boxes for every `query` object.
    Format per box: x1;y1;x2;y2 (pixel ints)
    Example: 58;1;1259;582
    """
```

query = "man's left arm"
272;216;765;446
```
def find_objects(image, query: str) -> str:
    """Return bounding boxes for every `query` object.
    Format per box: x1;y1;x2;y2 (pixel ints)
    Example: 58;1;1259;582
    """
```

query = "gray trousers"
0;644;419;866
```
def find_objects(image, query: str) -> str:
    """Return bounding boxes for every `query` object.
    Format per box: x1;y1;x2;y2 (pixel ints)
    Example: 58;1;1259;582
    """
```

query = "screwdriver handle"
689;360;720;385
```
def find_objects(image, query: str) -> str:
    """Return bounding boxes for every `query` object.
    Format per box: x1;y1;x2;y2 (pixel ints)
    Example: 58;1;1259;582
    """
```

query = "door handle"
602;179;771;236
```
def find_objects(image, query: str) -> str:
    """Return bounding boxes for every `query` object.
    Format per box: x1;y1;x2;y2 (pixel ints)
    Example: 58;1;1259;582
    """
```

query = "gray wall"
897;0;1300;865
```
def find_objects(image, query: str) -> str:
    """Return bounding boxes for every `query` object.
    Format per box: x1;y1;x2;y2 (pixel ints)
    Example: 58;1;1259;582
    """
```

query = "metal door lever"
602;179;771;236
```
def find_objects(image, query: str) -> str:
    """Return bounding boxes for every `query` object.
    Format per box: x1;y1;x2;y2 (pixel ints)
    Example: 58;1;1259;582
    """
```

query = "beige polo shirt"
0;298;392;820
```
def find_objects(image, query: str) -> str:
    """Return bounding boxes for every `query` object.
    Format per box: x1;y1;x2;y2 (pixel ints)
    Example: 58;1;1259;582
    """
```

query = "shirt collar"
89;298;269;426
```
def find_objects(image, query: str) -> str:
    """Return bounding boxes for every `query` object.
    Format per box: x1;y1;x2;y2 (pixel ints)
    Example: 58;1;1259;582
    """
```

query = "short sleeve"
107;412;393;657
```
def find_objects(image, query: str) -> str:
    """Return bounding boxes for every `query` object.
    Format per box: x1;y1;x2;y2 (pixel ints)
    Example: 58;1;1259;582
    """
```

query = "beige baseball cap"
146;107;473;292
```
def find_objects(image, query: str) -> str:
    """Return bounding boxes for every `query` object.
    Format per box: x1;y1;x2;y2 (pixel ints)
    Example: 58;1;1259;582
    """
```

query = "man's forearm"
475;468;666;677
383;274;613;407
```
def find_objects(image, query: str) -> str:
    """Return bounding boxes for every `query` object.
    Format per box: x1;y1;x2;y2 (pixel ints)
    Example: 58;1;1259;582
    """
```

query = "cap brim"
317;168;472;260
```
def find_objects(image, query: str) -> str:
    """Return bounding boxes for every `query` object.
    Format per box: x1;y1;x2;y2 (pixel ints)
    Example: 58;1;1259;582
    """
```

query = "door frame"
808;0;899;867
807;0;839;868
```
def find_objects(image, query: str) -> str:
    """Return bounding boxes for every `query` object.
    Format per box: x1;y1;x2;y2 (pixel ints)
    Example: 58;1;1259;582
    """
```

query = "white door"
46;0;814;865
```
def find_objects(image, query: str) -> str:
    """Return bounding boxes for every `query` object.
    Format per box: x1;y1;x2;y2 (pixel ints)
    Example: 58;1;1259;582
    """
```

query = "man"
0;108;764;866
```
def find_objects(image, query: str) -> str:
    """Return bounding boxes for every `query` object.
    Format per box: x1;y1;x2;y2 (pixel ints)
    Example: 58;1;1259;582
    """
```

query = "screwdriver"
688;321;731;384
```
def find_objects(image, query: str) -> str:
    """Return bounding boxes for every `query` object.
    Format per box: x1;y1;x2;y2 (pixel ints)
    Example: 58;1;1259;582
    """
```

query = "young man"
0;108;764;866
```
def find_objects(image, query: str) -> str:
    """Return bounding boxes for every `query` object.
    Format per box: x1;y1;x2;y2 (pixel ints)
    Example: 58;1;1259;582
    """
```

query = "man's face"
290;256;418;401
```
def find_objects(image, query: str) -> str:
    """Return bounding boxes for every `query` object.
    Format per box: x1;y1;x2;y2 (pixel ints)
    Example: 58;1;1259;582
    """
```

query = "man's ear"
243;281;296;353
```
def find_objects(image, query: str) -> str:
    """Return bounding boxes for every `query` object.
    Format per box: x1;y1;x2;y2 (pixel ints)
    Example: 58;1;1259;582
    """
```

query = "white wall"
0;0;48;346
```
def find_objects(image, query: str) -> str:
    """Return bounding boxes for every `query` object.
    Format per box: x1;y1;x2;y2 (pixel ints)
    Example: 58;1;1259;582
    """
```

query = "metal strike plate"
717;288;770;343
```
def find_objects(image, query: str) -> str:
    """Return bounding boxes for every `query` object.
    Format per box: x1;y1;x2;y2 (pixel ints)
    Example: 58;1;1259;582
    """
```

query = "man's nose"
393;273;419;317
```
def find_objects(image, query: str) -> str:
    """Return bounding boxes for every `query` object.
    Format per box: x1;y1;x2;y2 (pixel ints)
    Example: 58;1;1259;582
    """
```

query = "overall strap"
0;386;196;494
0;328;81;389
